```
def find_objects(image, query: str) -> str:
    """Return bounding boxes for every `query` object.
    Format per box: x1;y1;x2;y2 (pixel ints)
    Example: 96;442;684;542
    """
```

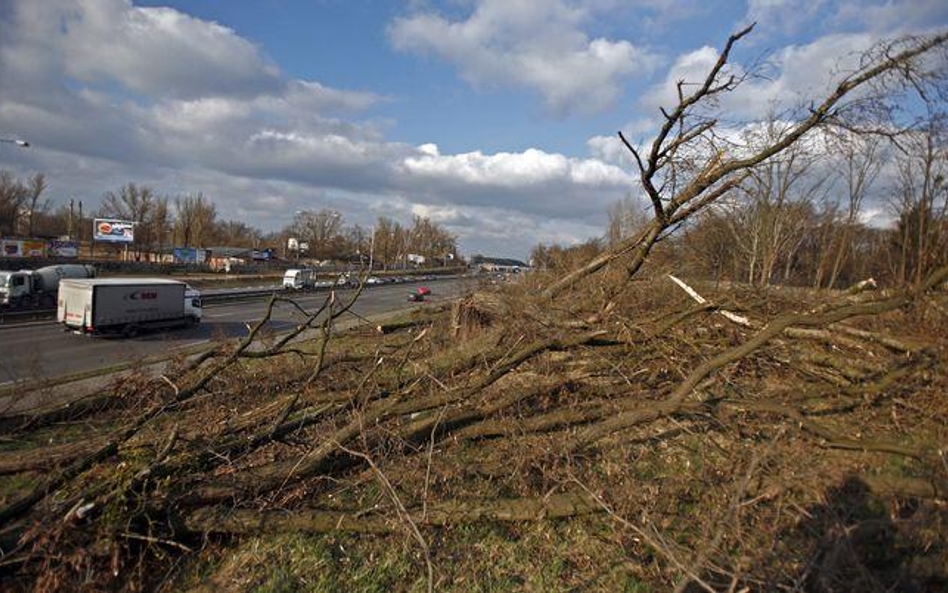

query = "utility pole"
80;201;90;258
368;226;375;272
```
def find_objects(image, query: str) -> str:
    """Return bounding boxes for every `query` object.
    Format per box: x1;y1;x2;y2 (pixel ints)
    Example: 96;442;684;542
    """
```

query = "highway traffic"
0;276;473;386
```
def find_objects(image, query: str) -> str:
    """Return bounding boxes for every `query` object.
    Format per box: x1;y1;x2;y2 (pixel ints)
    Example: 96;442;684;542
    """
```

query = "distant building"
204;246;273;270
470;255;530;273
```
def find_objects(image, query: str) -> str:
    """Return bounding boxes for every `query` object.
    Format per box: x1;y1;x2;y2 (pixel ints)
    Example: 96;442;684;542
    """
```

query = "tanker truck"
0;264;97;309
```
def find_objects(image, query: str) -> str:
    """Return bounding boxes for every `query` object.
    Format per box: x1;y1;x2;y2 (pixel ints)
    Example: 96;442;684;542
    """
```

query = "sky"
1;0;947;259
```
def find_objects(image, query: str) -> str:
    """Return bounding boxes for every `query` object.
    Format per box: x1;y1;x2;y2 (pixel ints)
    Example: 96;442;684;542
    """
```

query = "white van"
283;268;314;290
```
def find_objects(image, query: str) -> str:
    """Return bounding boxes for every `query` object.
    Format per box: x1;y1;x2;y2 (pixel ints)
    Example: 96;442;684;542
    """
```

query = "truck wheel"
123;325;139;338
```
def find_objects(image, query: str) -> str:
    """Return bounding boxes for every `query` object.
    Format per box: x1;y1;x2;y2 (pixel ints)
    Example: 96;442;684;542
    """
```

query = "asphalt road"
0;277;473;386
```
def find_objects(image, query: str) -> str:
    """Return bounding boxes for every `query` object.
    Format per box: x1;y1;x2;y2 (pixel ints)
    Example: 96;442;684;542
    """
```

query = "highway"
0;277;473;387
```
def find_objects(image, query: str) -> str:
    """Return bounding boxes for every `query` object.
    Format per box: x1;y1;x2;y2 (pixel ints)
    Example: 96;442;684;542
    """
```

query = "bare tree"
25;173;47;237
373;216;405;269
542;26;948;298
151;197;171;258
291;209;344;259
723;121;826;286
890;117;948;285
0;171;28;236
809;199;840;287
215;219;262;248
681;210;737;283
174;193;217;247
606;194;648;248
406;215;457;263
823;134;882;288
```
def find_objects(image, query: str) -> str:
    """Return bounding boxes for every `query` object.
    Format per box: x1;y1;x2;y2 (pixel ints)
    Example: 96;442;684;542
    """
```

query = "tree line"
533;116;948;289
287;209;458;267
0;176;459;265
0;172;47;237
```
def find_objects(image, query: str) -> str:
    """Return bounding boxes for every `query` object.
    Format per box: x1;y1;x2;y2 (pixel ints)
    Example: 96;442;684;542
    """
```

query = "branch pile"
0;264;945;591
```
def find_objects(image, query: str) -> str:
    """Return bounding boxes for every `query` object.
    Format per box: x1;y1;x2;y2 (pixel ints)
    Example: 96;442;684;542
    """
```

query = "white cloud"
834;0;948;35
388;0;660;115
639;33;877;122
386;197;609;257
11;0;280;98
0;0;639;258
744;0;828;35
587;135;630;166
396;145;633;217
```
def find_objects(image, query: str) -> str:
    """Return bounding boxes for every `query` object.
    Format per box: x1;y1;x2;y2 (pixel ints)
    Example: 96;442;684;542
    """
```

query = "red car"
407;286;432;302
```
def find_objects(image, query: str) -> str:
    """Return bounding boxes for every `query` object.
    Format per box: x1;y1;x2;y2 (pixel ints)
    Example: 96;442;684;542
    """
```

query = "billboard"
48;240;79;258
22;240;46;257
1;239;23;257
1;239;46;258
173;247;207;264
93;219;135;243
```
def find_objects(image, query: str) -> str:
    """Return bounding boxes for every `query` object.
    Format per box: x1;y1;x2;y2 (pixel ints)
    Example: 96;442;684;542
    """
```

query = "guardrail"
0;275;467;326
0;308;56;324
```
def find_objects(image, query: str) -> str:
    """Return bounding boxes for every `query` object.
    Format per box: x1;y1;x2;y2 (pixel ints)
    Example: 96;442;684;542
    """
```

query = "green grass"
172;517;648;593
0;472;36;505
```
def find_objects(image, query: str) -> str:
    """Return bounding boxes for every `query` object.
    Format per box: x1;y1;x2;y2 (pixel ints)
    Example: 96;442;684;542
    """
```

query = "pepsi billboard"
93;219;135;243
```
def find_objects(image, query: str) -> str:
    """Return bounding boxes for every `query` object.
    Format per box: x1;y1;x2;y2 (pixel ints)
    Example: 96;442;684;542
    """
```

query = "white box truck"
283;268;315;290
57;278;202;336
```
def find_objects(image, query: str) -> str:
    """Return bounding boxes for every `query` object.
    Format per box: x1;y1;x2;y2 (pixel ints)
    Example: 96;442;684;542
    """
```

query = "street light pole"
0;138;30;170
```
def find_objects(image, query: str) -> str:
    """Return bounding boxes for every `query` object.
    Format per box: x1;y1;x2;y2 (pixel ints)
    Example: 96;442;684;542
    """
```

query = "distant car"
335;274;358;288
407;292;425;302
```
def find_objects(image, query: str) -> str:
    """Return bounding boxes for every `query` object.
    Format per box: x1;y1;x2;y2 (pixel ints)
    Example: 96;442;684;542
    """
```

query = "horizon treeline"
0;176;459;266
533;121;948;289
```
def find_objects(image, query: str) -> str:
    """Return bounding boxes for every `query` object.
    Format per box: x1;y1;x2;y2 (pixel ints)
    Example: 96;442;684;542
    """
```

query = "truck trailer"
57;278;202;336
0;264;97;308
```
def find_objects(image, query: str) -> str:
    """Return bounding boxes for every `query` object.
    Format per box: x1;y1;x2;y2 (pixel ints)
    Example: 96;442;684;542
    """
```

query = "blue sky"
1;0;947;258
135;0;746;155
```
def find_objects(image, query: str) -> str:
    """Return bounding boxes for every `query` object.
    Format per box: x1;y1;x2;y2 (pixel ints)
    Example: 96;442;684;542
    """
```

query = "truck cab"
0;271;38;307
184;285;203;323
283;268;314;290
0;265;97;308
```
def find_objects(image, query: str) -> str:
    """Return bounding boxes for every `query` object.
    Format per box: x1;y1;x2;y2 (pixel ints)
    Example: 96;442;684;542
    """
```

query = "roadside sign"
93;219;135;243
48;240;79;257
